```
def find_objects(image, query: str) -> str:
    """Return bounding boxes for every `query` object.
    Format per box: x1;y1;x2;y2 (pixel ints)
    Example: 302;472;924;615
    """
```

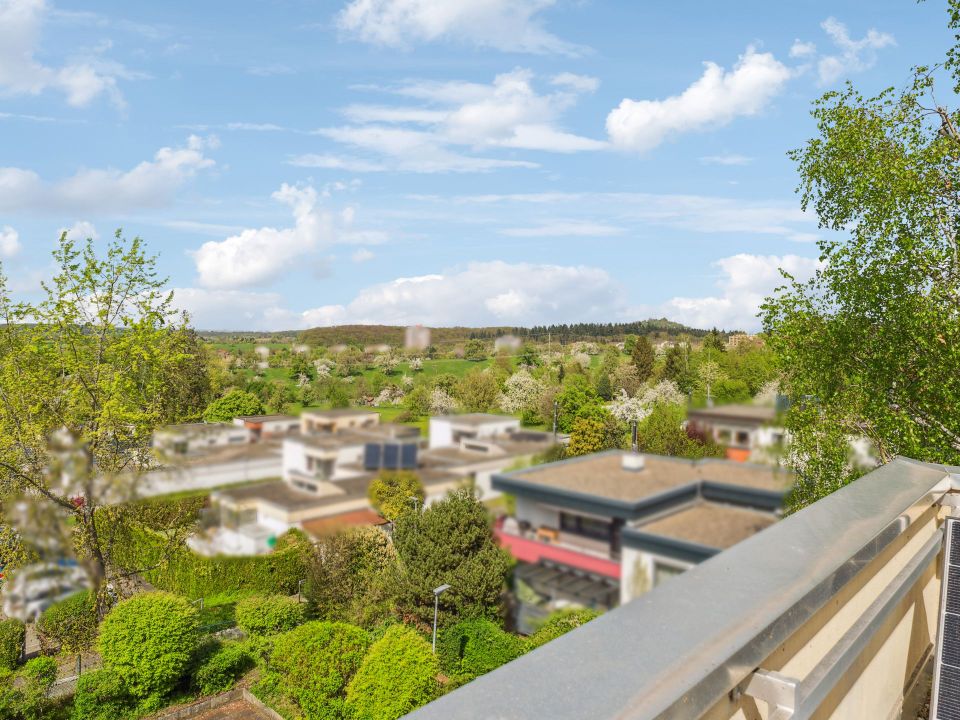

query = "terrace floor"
190;699;277;720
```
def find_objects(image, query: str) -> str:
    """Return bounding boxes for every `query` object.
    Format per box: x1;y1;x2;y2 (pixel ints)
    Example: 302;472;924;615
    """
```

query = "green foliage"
389;489;510;627
264;621;369;720
0;619;24;670
701;328;726;354
527;608;600;648
463;339;488;361
344;625;439;720
0;657;58;720
235;595;306;636
637;405;724;459
631;336;655;382
71;669;134;720
37;590;98;656
192;641;255;696
97;591;200;702
437;618;526;679
368;470;425;521
662;344;693;392
566;415;623;456
555;376;604;433
203;389;264;422
762;4;960;510
455;368;501;412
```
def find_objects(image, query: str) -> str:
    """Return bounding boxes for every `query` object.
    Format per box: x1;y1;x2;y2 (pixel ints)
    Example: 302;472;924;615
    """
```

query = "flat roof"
437;413;521;427
687;404;777;422
235;414;298;422
157;442;280;467
301;408;379;418
301;509;386;537
158;422;235;432
632;501;777;550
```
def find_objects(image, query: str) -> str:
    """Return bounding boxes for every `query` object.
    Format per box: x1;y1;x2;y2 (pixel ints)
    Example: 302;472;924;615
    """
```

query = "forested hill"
294;319;715;347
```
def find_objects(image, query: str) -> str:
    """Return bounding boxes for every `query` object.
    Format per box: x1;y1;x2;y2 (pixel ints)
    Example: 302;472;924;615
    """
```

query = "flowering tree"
374;386;406;406
429;388;458;415
610;380;686;424
410;358;424;372
498;370;545;414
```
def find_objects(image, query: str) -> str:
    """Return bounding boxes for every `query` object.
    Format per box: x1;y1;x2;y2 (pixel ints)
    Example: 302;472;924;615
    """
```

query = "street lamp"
432;584;451;654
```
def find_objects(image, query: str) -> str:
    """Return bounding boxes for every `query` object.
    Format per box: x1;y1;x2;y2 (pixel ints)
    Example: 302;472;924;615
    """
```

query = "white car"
2;563;89;622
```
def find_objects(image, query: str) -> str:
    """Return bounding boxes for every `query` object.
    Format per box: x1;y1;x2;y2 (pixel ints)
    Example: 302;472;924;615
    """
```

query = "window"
736;431;750;446
653;562;686;587
560;512;612;542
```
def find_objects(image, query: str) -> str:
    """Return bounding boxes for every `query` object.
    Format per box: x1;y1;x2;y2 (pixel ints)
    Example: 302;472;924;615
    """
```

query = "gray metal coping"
406;457;955;720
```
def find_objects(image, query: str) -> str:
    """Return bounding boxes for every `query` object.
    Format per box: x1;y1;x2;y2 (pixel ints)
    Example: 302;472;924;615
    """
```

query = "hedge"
0;657;57;720
0;619;24;670
72;669;134;720
235;595;305;636
527;608;600;649
114;526;310;599
37;590;98;655
345;625;439;720
193;641;254;696
437;618;526;679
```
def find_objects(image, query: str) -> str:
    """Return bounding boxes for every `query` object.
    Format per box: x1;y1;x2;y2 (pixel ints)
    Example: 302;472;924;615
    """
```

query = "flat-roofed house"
153;422;253;456
492;450;791;630
686;403;785;461
428;413;522;449
233;414;300;438
300;408;380;434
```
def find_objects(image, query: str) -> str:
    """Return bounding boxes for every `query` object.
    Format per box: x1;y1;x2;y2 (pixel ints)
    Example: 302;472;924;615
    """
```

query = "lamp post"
432;584;451;654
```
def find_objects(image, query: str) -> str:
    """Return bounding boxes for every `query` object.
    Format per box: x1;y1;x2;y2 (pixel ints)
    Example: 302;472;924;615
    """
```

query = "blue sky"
0;0;952;331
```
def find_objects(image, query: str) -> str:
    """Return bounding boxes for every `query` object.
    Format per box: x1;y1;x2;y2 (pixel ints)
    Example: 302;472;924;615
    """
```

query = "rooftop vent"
621;453;645;472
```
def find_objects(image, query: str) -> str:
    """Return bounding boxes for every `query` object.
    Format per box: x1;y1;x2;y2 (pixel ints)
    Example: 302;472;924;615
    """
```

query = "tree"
455;369;501;412
289;354;316;382
203;389;264;423
498;370;545;416
762;2;960;510
463;339;488;361
636;404;724;459
0;234;206;614
631;336;655;381
368;471;425;521
389;489;510;627
696;360;725;407
567;415;623;456
36;590;97;660
662;344;693;391
554;376;604;433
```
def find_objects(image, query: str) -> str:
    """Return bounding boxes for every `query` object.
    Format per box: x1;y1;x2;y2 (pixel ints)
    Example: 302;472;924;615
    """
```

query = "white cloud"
60;220;98;241
335;0;582;55
500;221;624;237
246;64;295;77
352;248;375;262
817;17;895;85
0;226;20;257
303;69;605;172
790;39;817;58
170;287;295;331
659;253;821;330
606;47;791;152
699;154;752;166
0;135;216;213
0;0;129;108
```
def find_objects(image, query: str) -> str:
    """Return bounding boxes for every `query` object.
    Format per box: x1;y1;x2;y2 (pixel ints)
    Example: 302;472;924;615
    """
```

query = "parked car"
1;562;89;622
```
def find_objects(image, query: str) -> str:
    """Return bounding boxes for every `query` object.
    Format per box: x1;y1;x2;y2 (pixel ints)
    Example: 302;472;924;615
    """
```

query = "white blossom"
374;385;405;406
410;357;424;371
498;370;545;414
639;380;686;407
754;379;781;406
610;390;652;424
572;352;591;369
429;387;458;415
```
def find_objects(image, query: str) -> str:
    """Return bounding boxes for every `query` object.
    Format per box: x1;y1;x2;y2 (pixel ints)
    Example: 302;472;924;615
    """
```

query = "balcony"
495;523;621;579
409;457;955;719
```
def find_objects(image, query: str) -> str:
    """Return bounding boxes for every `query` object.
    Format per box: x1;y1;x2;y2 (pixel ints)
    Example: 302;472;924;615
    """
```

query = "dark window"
559;512;612;542
736;431;750;446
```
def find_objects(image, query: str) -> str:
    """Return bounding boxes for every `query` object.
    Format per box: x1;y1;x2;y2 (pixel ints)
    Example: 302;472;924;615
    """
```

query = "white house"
428;413;522;449
153;422;252;456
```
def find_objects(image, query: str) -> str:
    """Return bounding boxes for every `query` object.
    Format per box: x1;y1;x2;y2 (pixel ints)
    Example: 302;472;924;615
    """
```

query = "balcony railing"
495;526;621;579
408;457;955;719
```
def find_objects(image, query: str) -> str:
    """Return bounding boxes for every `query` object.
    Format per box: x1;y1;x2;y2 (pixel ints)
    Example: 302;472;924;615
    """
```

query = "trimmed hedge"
97;592;200;704
527;608;600;648
37;590;98;655
265;621;369;720
437;618;526;679
114;526;310;599
345;625;439;720
71;669;134;720
235;595;305;636
193;641;254;696
0;618;24;670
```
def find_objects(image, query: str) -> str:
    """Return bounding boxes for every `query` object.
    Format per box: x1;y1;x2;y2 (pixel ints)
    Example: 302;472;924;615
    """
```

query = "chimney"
622;452;645;472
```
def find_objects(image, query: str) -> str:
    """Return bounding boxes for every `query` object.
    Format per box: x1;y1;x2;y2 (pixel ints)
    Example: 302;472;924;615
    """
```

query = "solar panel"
401;443;418;469
363;444;382;471
383;443;400;469
932;516;960;720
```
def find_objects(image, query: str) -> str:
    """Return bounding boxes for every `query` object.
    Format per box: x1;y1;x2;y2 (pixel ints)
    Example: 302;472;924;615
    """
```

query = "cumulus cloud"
699;154;752;166
0;0;130;108
300;69;605;172
817;17;894;85
606;47;791;152
60;220;98;241
0;226;20;257
659;253;821;330
336;0;582;55
352;248;375;262
789;39;817;58
0;135;216;213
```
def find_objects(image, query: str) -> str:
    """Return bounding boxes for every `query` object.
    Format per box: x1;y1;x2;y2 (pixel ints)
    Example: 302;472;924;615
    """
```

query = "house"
405;325;431;350
725;333;764;350
138;441;283;498
153;422;253;456
491;450;790;631
494;334;522;352
300;408;380;434
686;403;785;461
233;414;300;439
428;413;522;449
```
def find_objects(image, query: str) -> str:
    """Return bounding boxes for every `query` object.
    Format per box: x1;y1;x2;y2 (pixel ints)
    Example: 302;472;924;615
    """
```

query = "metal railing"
407;457;956;719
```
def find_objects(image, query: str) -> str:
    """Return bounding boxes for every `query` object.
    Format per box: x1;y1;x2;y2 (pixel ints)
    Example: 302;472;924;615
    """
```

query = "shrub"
97;591;200;703
0;657;58;720
266;621;369;720
37;590;98;655
367;470;424;521
235;595;305;636
193;641;254;696
72;669;134;720
203;389;264;422
527;608;600;648
345;625;439;720
437;619;526;679
0;619;24;670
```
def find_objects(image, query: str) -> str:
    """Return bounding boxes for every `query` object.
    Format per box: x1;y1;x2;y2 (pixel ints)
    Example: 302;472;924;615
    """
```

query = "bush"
265;621;369;720
345;625;439;720
203;389;264;422
193;641;254;696
235;595;305;636
72;669;134;720
0;618;24;670
437;619;526;679
97;591;200;703
37;590;98;655
527;608;600;648
0;657;58;720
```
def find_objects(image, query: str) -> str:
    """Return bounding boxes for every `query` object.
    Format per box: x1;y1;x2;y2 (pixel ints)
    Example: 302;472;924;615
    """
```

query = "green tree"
463;339;488;361
555;375;604;433
203;389;264;422
662;344;693;392
630;336;655;382
37;590;97;661
368;471;425;521
455;369;501;412
0;234;205;613
389;489;510;627
762;2;960;510
702;328;726;354
567;415;623;456
344;625;440;720
636;405;724;459
289;354;317;382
